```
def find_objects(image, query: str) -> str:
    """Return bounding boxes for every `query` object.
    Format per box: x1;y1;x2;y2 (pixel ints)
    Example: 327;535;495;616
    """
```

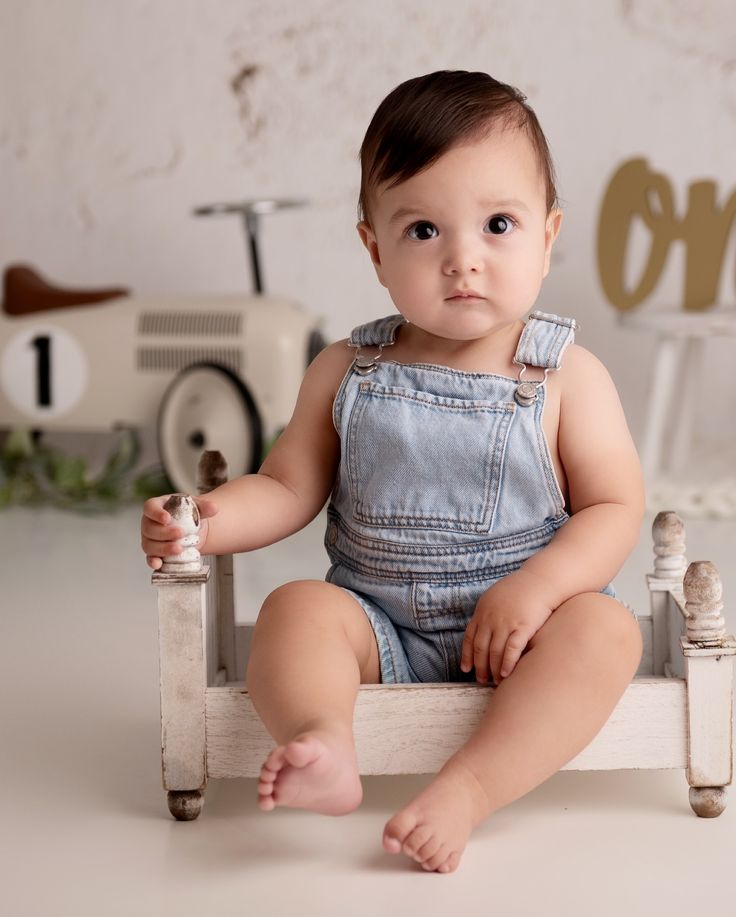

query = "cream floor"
2;505;735;916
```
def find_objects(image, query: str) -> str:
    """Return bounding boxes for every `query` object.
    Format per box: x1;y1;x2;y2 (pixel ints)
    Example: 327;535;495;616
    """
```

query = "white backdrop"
2;0;736;450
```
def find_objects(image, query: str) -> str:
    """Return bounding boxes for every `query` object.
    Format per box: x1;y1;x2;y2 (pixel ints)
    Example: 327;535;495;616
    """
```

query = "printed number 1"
31;335;52;407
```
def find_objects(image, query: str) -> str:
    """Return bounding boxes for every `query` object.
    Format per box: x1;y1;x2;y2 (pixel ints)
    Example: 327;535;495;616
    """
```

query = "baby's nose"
442;238;484;274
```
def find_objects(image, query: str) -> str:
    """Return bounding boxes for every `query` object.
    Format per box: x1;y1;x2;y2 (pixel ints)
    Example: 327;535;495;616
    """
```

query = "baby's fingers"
142;495;175;526
497;629;529;681
141;495;183;560
461;622;495;683
460;622;478;675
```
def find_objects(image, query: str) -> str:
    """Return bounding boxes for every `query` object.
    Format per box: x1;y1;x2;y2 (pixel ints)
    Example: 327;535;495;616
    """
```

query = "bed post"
197;451;237;684
648;511;687;676
682;560;736;817
152;495;210;820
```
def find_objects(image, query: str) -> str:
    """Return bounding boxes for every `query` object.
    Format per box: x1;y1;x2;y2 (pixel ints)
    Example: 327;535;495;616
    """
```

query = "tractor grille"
138;312;243;337
137;347;242;374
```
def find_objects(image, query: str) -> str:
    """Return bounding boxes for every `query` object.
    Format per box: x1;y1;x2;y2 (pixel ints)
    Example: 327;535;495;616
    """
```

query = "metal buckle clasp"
349;342;390;375
512;361;550;407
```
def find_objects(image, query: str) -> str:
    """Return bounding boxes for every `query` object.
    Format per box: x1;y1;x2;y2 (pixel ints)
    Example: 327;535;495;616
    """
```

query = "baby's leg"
245;579;380;815
384;594;643;873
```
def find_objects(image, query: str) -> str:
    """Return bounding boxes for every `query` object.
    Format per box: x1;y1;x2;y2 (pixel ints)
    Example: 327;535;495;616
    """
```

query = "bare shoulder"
556;342;626;417
301;338;355;397
557;342;629;427
275;338;355;440
560;343;616;388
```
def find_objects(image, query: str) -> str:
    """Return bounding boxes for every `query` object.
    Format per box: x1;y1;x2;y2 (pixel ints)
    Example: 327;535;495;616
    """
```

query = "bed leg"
689;787;728;818
681;561;736;817
167;789;205;821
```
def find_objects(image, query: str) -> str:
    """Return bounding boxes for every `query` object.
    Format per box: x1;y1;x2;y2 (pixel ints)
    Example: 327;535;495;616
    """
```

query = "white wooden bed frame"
152;454;735;822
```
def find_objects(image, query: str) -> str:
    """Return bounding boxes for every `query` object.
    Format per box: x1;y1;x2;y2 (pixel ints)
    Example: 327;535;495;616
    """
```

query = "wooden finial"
683;561;726;644
197;450;229;494
160;494;202;573
652;511;687;579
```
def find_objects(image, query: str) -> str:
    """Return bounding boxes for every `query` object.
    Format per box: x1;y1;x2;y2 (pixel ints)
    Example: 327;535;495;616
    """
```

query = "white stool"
620;310;736;481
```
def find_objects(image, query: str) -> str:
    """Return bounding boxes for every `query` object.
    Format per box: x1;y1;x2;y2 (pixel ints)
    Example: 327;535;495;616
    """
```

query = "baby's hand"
140;494;218;570
460;570;555;685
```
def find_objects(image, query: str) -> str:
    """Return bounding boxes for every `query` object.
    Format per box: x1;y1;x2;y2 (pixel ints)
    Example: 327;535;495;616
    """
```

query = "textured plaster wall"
2;0;736;446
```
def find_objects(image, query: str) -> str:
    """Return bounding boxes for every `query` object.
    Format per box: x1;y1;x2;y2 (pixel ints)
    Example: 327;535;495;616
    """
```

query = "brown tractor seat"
2;264;130;316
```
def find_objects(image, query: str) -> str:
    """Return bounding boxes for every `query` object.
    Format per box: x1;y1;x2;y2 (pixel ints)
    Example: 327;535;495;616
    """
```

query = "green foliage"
0;428;172;513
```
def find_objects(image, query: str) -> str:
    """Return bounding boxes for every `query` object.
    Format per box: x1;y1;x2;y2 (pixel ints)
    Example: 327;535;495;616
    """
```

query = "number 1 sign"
0;325;88;419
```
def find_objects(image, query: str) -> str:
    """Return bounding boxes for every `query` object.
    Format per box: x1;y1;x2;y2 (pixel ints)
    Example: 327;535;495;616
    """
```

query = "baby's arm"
140;341;354;568
462;344;645;683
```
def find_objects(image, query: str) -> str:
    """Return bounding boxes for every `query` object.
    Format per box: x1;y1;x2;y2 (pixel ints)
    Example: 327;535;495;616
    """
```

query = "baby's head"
358;71;558;227
356;71;563;341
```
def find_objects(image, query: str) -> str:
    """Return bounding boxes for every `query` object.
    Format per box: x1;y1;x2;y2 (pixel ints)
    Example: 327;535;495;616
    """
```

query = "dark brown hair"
358;70;558;224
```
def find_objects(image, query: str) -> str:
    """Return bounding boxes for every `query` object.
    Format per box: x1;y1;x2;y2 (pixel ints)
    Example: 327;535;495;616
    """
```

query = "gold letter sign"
597;158;736;312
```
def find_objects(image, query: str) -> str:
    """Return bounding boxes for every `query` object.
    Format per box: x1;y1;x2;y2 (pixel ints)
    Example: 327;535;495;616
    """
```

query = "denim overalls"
324;310;633;684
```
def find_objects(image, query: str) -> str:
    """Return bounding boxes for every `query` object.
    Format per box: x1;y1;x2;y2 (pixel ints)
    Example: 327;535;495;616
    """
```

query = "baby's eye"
485;215;515;235
406;221;438;241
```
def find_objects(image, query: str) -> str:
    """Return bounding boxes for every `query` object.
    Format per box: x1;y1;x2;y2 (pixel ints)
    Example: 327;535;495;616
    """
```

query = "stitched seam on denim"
487;407;514;529
326;509;567;555
534;390;566;513
337;581;400;683
354;407;509;527
379;361;520;384
357;382;516;412
514;319;536;366
439;630;452;680
528;320;560;368
347;385;515;531
332;350;356;433
349;315;406;347
412;583;469;620
530;310;577;331
326;546;525;583
517;314;573;369
546;322;565;368
372;608;399;684
345;387;370;513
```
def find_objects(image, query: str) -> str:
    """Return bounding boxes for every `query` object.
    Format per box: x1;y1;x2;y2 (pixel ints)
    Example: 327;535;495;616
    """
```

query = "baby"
141;70;645;874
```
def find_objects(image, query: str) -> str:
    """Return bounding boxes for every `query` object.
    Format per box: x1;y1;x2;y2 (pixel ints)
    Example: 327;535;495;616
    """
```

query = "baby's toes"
263;745;287;773
257;789;276;811
402;824;434;859
383;810;419;854
257;769;276;795
437;852;461;874
414;833;443;864
421;844;452;872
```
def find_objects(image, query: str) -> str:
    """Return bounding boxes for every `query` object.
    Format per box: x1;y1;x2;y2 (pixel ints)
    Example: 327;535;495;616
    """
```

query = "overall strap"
349;314;407;348
347;314;406;375
514;310;579;370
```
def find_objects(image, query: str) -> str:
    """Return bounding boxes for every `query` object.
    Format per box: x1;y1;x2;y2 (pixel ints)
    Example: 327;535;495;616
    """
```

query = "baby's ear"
543;208;563;277
356;221;386;286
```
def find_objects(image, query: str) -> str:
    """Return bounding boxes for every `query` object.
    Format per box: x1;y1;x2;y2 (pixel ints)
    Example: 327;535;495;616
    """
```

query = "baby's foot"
383;760;491;873
257;729;363;816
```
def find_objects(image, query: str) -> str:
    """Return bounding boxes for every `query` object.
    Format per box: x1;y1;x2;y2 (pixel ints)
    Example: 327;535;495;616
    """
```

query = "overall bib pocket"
346;380;516;534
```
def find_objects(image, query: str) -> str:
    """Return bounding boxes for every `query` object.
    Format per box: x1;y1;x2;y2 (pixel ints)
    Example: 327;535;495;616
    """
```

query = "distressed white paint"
154;509;735;819
205;678;689;778
153;568;210;792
